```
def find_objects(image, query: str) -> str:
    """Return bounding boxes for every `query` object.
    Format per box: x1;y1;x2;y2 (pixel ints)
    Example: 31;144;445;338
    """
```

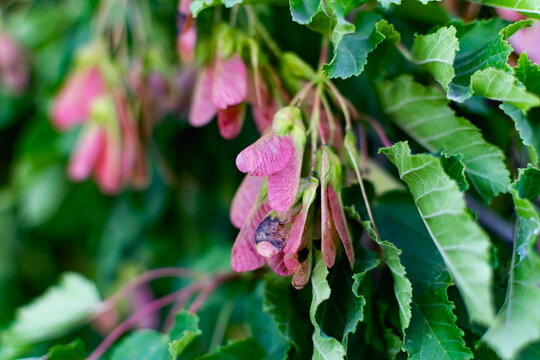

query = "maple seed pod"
255;216;288;257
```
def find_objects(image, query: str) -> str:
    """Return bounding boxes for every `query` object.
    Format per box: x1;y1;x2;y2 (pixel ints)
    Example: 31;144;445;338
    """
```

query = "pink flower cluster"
228;107;354;288
51;67;147;194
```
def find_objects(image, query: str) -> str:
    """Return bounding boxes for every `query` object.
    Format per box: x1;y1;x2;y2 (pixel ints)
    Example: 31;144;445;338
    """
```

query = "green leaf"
263;275;311;357
190;0;243;16
471;68;540;113
361;220;413;335
169;310;202;359
378;75;511;202
246;282;291;359
500;104;540;165
500;19;534;38
16;164;68;227
513;165;540;201
1;273;101;345
46;339;86;360
469;0;540;15
111;330;169;360
483;192;540;359
323;13;390;79
440;152;469;191
412;26;459;91
289;0;323;25
310;255;347;360
448;19;513;102
199;338;266;359
379;142;495;326
514;52;540;97
374;193;473;360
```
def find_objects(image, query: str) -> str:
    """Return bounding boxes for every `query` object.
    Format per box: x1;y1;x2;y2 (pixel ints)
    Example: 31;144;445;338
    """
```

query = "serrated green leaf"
111;330;169;360
310;255;347;360
0;273;101;346
412;26;459;91
440;152;469;191
360;220;412;335
448;19;513;102
379;142;495;326
169;310;202;359
246;282;291;359
46;339;86;360
513;165;540;201
483;192;540;359
199;338;266;359
374;193;473;360
262;275;312;356
375;20;401;44
379;75;511;202
500;19;534;38
515;52;540;97
323;13;387;79
501;103;540;165
471;68;540;113
290;0;322;25
469;0;540;15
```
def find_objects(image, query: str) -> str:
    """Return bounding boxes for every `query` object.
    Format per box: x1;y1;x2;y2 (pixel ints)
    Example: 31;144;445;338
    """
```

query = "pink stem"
188;274;233;313
100;267;194;313
87;283;200;360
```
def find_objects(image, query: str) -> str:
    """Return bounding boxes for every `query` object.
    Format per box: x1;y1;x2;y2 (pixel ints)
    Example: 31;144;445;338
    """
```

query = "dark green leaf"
440;152;469;191
198;338;266;360
513;165;540;201
374;193;473;360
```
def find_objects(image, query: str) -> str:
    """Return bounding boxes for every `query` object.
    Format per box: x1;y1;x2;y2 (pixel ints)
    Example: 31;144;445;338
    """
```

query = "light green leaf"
379;142;495;326
199;338;266;359
500;19;534;38
500;103;540;165
483;192;540;359
374;193;472;360
471;68;540;113
378;75;511;202
513;165;540;201
514;52;540;97
310;255;347;360
169;310;202;359
46;339;86;360
191;0;283;17
360;220;412;335
1;273;101;345
323;13;390;79
111;330;169;360
448;19;513;102
470;0;540;15
412;26;459;91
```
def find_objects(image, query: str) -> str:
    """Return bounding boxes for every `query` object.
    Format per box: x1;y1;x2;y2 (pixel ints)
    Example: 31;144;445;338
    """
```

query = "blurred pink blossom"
0;32;29;93
497;9;540;64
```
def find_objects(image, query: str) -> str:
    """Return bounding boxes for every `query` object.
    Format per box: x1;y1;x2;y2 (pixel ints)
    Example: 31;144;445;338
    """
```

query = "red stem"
100;267;194;313
87;283;201;360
